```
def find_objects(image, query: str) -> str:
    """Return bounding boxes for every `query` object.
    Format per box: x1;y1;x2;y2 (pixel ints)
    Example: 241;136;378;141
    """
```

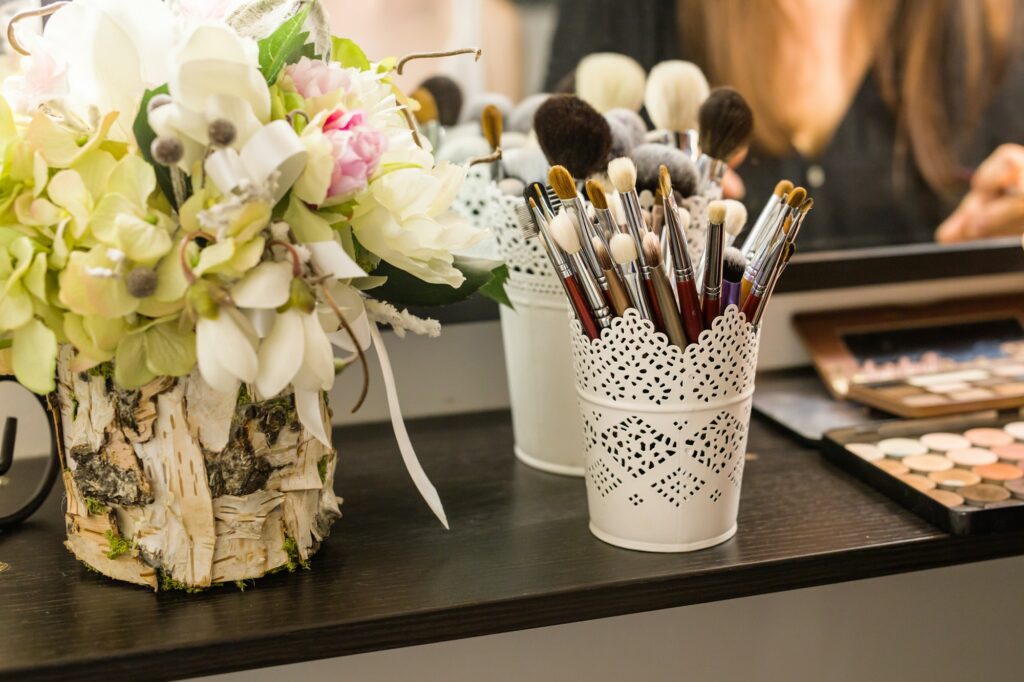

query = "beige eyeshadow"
846;443;884;461
1003;421;1024;440
1005;479;1024;500
950;388;997;402
908;370;990;387
994;383;1024;397
903;454;954;474
877;438;928;458
925;382;972;394
875;459;910;476
899;474;937;492
927;489;965;507
946;447;999;467
920;432;971;452
991;364;1024;378
928;469;981;490
960;483;1012;507
875;385;925;399
992;443;1024;464
901;394;950;408
971;463;1024;484
964;428;1015;448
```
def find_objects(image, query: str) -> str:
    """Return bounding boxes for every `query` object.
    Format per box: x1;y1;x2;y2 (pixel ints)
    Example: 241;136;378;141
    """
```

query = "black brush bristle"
419;75;463;127
722;246;747;283
534;94;612;179
630;143;699;197
698;87;754;162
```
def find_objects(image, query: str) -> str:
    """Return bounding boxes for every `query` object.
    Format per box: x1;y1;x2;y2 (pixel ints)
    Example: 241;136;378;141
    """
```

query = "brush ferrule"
619;189;650;267
739;194;781;259
570;252;612;329
697;155;727;197
701;222;724;298
680;129;700;162
567;196;607;284
594;207;617;243
621;268;651;320
664;199;696;279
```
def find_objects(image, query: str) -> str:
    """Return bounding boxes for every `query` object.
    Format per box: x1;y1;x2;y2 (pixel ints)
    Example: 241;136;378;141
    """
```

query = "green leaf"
370;257;504;307
144;320;196;378
133;85;178;207
258;4;311;84
478;264;512;309
12;318;57;394
331;37;370;70
114;332;155;390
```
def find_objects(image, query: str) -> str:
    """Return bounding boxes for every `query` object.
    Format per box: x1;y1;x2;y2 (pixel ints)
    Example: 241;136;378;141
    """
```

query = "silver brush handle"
618;264;651;320
569;252;612;328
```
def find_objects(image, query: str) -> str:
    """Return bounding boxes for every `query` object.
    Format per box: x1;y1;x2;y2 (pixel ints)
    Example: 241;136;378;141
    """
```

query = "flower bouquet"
0;0;502;590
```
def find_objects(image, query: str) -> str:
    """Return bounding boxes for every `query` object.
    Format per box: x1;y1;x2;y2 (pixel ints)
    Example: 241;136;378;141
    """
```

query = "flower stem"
6;2;70;55
319;283;370;414
395;47;482;75
179;231;216;285
268;240;305;278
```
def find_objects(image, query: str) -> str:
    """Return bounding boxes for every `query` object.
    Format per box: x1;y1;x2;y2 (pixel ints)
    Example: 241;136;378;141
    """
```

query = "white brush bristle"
609;233;637;265
723;199;748;236
608;190;627;226
576;53;646;113
675;206;692;227
550;210;582;254
644;61;709;132
708;200;728;225
607;157;637;194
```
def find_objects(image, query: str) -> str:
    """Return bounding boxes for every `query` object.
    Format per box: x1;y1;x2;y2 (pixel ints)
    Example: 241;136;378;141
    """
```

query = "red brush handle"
702;295;721;329
676;279;705;345
739;291;761;323
643;277;665;333
565;275;600;340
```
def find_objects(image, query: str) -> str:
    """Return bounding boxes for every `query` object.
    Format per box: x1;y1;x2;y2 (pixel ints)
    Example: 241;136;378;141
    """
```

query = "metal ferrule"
664;199;695;281
697;155;728;197
619;266;651;320
619;189;650;268
566;196;606;283
594;207;618;243
739;194;781;259
751;240;785;298
680;129;700;162
528;202;572;275
570;252;612;328
744;203;791;283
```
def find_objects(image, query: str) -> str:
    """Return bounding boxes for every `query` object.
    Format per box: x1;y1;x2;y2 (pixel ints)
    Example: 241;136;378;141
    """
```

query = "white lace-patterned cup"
486;187;585;476
569;307;760;552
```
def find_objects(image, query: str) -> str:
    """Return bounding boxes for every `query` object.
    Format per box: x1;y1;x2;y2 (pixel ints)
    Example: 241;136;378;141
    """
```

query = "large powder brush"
698;87;754;164
631;144;699;198
535;95;612;179
418;75;463;127
575;52;647;113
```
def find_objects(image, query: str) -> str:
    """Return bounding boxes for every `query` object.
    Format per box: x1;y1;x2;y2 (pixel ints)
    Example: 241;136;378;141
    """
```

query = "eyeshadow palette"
795;294;1024;418
823;411;1024;535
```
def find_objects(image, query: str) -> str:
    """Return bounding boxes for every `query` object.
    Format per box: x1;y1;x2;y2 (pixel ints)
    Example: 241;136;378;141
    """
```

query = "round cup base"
514;446;585;478
588;521;738;553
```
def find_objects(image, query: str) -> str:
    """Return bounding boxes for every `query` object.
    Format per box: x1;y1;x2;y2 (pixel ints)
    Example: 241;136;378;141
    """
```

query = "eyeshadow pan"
992;443;1024;464
920;432;971;452
875;459;910;476
899;474;937;492
960;483;1011;507
994;383;1024;397
1003;422;1024;440
964;428;1015;447
901;394;950;408
991;364;1024;377
903;454;954;474
950;388;997;402
946;447;999;467
928;469;981;490
908;370;990;387
927;489;965;507
875;385;925;399
877;438;928;458
1005;479;1024;500
846;443;883;461
924;382;971;394
971;463;1024;484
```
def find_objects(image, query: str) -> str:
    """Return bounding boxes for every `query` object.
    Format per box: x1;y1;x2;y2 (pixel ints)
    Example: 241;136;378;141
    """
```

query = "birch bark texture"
54;347;341;590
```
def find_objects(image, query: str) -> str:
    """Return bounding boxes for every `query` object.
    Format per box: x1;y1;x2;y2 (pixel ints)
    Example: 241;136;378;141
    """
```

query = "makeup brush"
586;179;618;241
529;181;561;219
739;179;792;259
722;199;748;248
508;93;550;133
631;144;700;199
701;200;728;327
607;190;627;229
435;135;491;165
411;87;441;150
534;95;612;179
610;232;652;320
502;146;549;185
419;75;463;127
608;156;665;330
481;104;504;180
549;166;606;283
605;108;648;158
593;237;632;316
462;93;513;126
576;52;647;113
520;198;600;340
722;246;746;309
550;210;613;331
644;60;709;159
751;242;796;326
697;87;754;197
740;239;791;326
643;233;689;348
740;186;806;303
661;167;704;343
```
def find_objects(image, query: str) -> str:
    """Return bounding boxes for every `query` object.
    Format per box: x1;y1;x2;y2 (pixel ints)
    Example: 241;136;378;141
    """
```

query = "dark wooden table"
3;410;1024;681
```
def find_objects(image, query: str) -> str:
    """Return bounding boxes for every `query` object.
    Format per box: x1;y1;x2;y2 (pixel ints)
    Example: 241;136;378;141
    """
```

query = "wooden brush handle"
739;290;761;323
603;268;632;317
652;270;688;349
565;275;600;340
676;278;705;344
702;294;721;329
643;276;665;333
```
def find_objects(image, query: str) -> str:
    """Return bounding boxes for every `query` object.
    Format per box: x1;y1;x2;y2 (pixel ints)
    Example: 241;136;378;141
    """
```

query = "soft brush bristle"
548;165;578;200
641;232;663;268
658;165;672;199
576;52;647;113
481;104;503;150
607;157;637;194
774;179;794;197
722;199;748;236
644;60;709;133
786;187;808;208
550;210;582;254
609;232;637;265
708;200;728;225
585;179;608;210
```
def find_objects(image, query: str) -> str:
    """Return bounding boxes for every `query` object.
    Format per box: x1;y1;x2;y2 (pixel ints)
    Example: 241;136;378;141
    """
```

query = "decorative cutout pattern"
451;166;494;226
484;187;565;299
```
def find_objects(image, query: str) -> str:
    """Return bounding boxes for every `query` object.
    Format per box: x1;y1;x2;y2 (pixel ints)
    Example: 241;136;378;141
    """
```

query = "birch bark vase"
54;347;341;590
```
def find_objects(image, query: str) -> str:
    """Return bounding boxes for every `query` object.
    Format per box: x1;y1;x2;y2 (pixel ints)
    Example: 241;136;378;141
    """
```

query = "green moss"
317;454;329;484
84;497;108;516
237;383;252;407
235;579;252;592
158;570;210;594
104;530;132;560
282;535;310;572
87;362;115;380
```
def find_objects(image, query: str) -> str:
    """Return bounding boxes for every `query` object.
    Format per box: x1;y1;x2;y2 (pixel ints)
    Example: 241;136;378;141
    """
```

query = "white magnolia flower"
37;0;182;138
149;24;270;171
350;162;486;287
196;306;259;394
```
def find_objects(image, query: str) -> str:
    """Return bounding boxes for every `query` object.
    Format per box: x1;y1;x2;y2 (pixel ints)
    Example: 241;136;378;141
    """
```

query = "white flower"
37;0;182;138
196;306;259;394
149;24;270;171
350;162;486;287
2;32;69;114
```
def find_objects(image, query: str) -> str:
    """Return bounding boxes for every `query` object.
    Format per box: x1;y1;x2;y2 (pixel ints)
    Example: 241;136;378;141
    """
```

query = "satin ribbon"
206;120;307;203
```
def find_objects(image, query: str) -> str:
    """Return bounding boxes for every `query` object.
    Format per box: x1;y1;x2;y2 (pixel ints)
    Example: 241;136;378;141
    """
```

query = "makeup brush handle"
653;270;688;349
723;280;741;309
675;277;705;343
642;273;666;333
739;276;755;305
702;294;721;328
603;268;632;317
739;290;761;324
564;275;600;340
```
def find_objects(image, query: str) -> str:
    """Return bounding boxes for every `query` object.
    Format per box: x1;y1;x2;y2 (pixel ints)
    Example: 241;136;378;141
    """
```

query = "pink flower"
284;56;350;100
322;110;387;199
2;33;68;114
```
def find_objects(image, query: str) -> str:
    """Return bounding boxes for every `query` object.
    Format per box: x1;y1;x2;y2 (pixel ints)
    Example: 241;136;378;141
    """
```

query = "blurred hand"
935;144;1024;243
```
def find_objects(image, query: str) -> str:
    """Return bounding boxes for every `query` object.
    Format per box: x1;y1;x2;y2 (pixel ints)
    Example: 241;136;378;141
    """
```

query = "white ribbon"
206;120;307;203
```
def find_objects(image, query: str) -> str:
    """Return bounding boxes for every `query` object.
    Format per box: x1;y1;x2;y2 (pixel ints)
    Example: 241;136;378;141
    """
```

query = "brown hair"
676;0;1018;197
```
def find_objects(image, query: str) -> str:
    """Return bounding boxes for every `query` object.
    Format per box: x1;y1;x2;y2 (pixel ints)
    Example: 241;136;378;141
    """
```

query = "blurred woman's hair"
677;0;1019;197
